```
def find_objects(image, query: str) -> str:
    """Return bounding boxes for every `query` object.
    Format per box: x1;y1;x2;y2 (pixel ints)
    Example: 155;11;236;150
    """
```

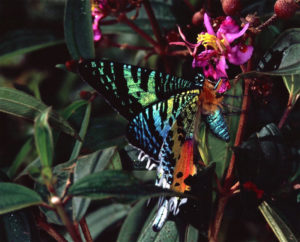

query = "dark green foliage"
0;0;300;241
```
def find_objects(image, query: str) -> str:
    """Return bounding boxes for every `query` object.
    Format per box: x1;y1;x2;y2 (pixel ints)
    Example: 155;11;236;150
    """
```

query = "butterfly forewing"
78;59;203;119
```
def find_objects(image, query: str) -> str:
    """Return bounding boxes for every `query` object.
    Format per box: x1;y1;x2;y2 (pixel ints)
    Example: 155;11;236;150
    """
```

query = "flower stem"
118;13;158;47
208;196;229;242
51;196;82;242
36;215;67;242
80;217;93;242
278;94;293;129
256;14;278;32
143;0;164;46
208;56;253;241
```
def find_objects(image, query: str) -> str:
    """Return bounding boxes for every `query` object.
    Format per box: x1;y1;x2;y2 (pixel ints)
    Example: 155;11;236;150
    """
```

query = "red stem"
36;216;67;242
256;14;278;32
208;46;253;241
278;94;293;129
118;13;158;47
143;0;164;47
80;217;93;242
109;42;153;51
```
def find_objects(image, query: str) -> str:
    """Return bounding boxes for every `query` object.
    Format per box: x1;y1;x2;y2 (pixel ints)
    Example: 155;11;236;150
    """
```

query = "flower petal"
225;23;249;43
204;13;215;36
217;16;239;39
227;44;253;65
192;50;215;68
217;79;231;93
215;55;228;79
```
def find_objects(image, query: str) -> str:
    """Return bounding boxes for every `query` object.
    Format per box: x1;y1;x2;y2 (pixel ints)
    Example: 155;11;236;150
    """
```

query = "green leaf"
72;147;119;221
0;87;78;139
83;116;127;152
184;224;199;242
283;75;300;105
69;101;91;160
0;29;63;61
64;0;95;59
207;80;243;178
82;204;130;240
7;138;34;179
0;210;39;242
61;100;88;120
34;107;54;168
0;183;43;214
68;170;173;200
117;199;152;242
258;201;298;242
106;150;123;170
137;208;181;242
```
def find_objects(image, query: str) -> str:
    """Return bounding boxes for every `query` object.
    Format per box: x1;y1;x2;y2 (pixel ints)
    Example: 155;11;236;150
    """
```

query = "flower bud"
192;8;205;26
221;0;241;16
274;0;299;19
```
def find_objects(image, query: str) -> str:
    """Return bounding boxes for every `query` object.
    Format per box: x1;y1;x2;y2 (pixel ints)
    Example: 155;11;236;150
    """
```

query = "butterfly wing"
126;90;200;160
78;59;204;120
152;95;200;231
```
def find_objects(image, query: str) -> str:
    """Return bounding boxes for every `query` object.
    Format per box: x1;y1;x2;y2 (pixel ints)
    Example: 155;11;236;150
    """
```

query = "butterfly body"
76;59;230;231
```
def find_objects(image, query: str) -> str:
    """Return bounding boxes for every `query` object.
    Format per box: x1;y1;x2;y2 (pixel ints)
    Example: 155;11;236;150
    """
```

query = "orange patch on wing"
171;140;196;193
198;80;223;114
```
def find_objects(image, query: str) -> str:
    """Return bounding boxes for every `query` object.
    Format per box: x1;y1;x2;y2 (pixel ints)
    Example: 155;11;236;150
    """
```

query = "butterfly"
75;59;230;231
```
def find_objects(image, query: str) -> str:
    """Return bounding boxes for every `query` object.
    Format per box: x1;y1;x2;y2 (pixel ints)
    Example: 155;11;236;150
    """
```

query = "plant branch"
51;196;82;242
278;93;294;129
256;14;278;32
109;42;154;51
118;13;158;47
208;45;253;241
80;217;93;242
143;0;164;47
36;215;67;242
208;196;229;242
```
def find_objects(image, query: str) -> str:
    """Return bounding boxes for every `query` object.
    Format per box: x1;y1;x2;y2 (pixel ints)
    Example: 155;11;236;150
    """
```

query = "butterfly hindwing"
126;90;200;160
157;94;199;187
78;59;203;119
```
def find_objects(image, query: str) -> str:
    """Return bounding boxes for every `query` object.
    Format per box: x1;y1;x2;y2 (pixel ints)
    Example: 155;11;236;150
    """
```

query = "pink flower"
91;0;107;41
170;13;253;93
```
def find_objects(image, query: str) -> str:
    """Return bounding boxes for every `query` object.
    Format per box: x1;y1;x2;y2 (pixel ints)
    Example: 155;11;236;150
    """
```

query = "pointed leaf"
64;0;95;59
117;199;152;242
137;208;181;242
0;210;39;242
0;183;43;214
0;29;63;60
206;80;243;178
83;204;130;240
34;107;54;168
83;116;127;152
7;138;34;179
0;87;78;139
259;201;298;242
69;101;91;160
68;170;173;200
73;147;119;221
185;224;199;242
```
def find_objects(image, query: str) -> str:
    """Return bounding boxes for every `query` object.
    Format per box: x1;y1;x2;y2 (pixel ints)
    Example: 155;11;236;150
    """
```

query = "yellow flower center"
197;33;226;53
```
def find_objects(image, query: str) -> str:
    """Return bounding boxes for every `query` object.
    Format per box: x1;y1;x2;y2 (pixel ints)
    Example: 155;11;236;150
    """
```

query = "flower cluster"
171;13;253;93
